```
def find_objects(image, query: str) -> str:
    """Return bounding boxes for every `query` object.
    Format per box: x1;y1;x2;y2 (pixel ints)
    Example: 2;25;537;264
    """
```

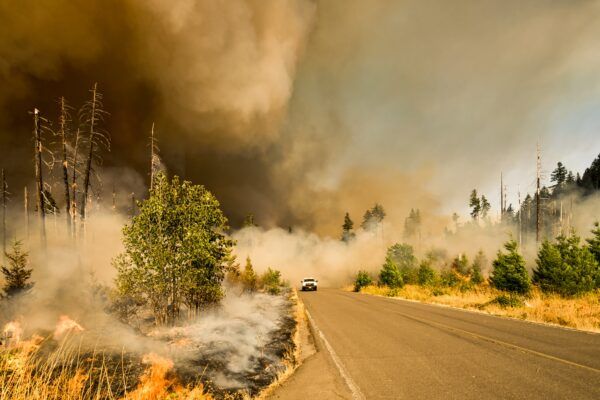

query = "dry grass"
0;329;213;400
360;284;600;332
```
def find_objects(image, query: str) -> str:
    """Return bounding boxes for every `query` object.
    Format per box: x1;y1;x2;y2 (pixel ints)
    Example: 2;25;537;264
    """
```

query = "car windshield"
303;279;315;282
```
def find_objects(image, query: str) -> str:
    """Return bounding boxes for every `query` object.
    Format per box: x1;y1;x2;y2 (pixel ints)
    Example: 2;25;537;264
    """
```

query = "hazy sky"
1;0;599;234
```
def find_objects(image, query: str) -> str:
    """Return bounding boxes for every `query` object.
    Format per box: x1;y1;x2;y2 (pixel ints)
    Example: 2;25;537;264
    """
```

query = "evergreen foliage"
417;260;437;286
490;239;530;294
1;240;33;297
379;258;404;288
354;270;373;292
341;212;356;242
470;250;486;284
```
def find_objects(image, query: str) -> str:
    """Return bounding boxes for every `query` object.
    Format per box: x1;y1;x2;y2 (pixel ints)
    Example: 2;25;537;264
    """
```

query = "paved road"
297;288;600;400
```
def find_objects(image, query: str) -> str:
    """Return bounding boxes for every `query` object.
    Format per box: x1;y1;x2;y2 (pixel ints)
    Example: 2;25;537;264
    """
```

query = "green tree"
241;256;257;292
534;234;599;296
551;162;568;190
379;258;403;288
354;270;372;292
586;222;600;267
417;260;437;286
490;239;530;294
113;173;233;325
386;243;418;282
1;240;33;297
480;195;491;219
469;190;481;220
451;254;469;275
470;250;486;284
341;212;356;242
260;268;283;295
361;203;386;231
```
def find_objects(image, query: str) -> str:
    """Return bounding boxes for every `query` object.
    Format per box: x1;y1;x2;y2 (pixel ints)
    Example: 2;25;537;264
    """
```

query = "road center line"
305;310;366;400
391;309;600;374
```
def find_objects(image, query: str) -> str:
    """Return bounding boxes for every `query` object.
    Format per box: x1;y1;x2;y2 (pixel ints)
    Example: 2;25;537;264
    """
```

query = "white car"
300;278;318;291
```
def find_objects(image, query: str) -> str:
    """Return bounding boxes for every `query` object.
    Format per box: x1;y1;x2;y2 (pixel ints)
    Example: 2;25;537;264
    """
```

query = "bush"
1;240;33;298
241;256;257;292
533;234;600;296
440;268;460;287
354;270;373;292
386;243;417;270
400;265;419;284
451;254;469;275
490;239;530;294
260;268;283;295
490;294;524;308
417;260;437;286
379;259;404;288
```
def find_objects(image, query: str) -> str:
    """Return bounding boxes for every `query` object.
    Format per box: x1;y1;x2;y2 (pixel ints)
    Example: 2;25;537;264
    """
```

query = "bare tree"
71;128;80;231
33;108;46;247
58;97;72;235
79;83;110;225
1;168;7;261
24;186;29;240
149;123;160;192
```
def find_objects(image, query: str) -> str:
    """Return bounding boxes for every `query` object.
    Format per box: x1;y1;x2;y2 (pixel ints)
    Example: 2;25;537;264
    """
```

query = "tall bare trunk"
80;83;98;223
71;129;80;235
33;108;46;248
24;186;29;240
150;123;156;192
59;97;71;236
2;168;6;262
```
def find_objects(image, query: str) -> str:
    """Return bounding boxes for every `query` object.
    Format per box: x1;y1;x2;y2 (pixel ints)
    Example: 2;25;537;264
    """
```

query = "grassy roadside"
357;284;600;333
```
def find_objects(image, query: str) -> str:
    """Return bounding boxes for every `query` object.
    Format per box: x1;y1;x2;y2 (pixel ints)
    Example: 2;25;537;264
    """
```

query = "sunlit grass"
359;284;600;332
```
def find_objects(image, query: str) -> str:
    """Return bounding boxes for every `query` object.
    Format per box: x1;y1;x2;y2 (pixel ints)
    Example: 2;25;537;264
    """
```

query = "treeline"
354;224;600;299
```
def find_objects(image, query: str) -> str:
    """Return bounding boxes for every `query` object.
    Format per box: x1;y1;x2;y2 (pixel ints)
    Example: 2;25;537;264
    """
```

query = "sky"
0;0;599;235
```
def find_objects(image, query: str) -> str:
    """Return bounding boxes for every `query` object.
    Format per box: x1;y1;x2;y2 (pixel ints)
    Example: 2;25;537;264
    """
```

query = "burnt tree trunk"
59;97;71;236
80;83;98;223
1;168;6;261
33;108;46;248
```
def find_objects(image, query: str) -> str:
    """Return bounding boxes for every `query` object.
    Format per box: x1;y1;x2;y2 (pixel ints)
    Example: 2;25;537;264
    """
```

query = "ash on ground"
150;289;296;399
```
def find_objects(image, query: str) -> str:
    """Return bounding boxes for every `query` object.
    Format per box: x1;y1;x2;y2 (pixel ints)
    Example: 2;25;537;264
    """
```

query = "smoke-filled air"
1;1;600;399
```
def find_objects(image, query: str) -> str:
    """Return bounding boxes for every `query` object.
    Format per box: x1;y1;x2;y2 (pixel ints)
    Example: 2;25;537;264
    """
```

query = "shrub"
440;268;460;287
354;270;373;292
241;256;257;292
417;260;437;286
400;265;419;284
534;234;600;296
490;239;530;294
379;259;404;288
451;254;469;275
490;294;524;308
586;222;600;287
260;268;283;295
386;243;417;270
1;240;33;298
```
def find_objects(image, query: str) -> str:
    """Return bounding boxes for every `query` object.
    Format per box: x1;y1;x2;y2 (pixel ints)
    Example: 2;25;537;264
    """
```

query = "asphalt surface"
296;288;600;400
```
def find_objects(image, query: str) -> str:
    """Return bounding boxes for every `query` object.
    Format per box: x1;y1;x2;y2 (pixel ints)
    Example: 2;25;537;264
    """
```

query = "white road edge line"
305;310;366;400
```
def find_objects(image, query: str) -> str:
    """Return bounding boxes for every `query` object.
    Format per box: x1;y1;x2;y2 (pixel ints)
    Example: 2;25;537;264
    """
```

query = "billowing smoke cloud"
1;0;600;234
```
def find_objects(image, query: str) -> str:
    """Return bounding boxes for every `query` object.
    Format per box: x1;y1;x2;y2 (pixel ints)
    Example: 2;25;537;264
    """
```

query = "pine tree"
480;195;491;219
534;233;599;296
241;256;257;291
404;208;421;239
551;162;568;188
587;222;600;266
417;260;437;286
490;239;530;294
451;254;469;275
1;240;33;297
354;270;372;292
243;213;257;228
469;189;481;220
341;212;356;242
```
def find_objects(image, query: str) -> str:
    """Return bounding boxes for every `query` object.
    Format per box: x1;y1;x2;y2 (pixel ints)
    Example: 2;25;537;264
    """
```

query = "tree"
587;222;600;267
471;250;486;284
404;208;421;239
385;243;417;282
417;260;437;286
579;153;600;193
80;83;110;223
1;240;33;297
260;268;283;295
113;173;233;325
57;97;72;234
480;195;491;219
469;190;481;220
551;162;568;189
533;233;599;296
243;213;257;228
354;270;372;292
341;212;356;242
241;256;257;292
379;258;403;288
489;239;530;294
451;254;469;275
361;203;386;231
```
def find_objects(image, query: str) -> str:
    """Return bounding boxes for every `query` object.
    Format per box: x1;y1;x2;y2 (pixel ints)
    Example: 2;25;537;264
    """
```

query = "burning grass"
359;284;600;332
0;291;298;400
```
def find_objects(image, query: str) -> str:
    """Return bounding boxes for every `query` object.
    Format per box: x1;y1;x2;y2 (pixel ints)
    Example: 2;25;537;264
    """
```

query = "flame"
123;353;174;400
122;353;213;400
53;315;84;340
